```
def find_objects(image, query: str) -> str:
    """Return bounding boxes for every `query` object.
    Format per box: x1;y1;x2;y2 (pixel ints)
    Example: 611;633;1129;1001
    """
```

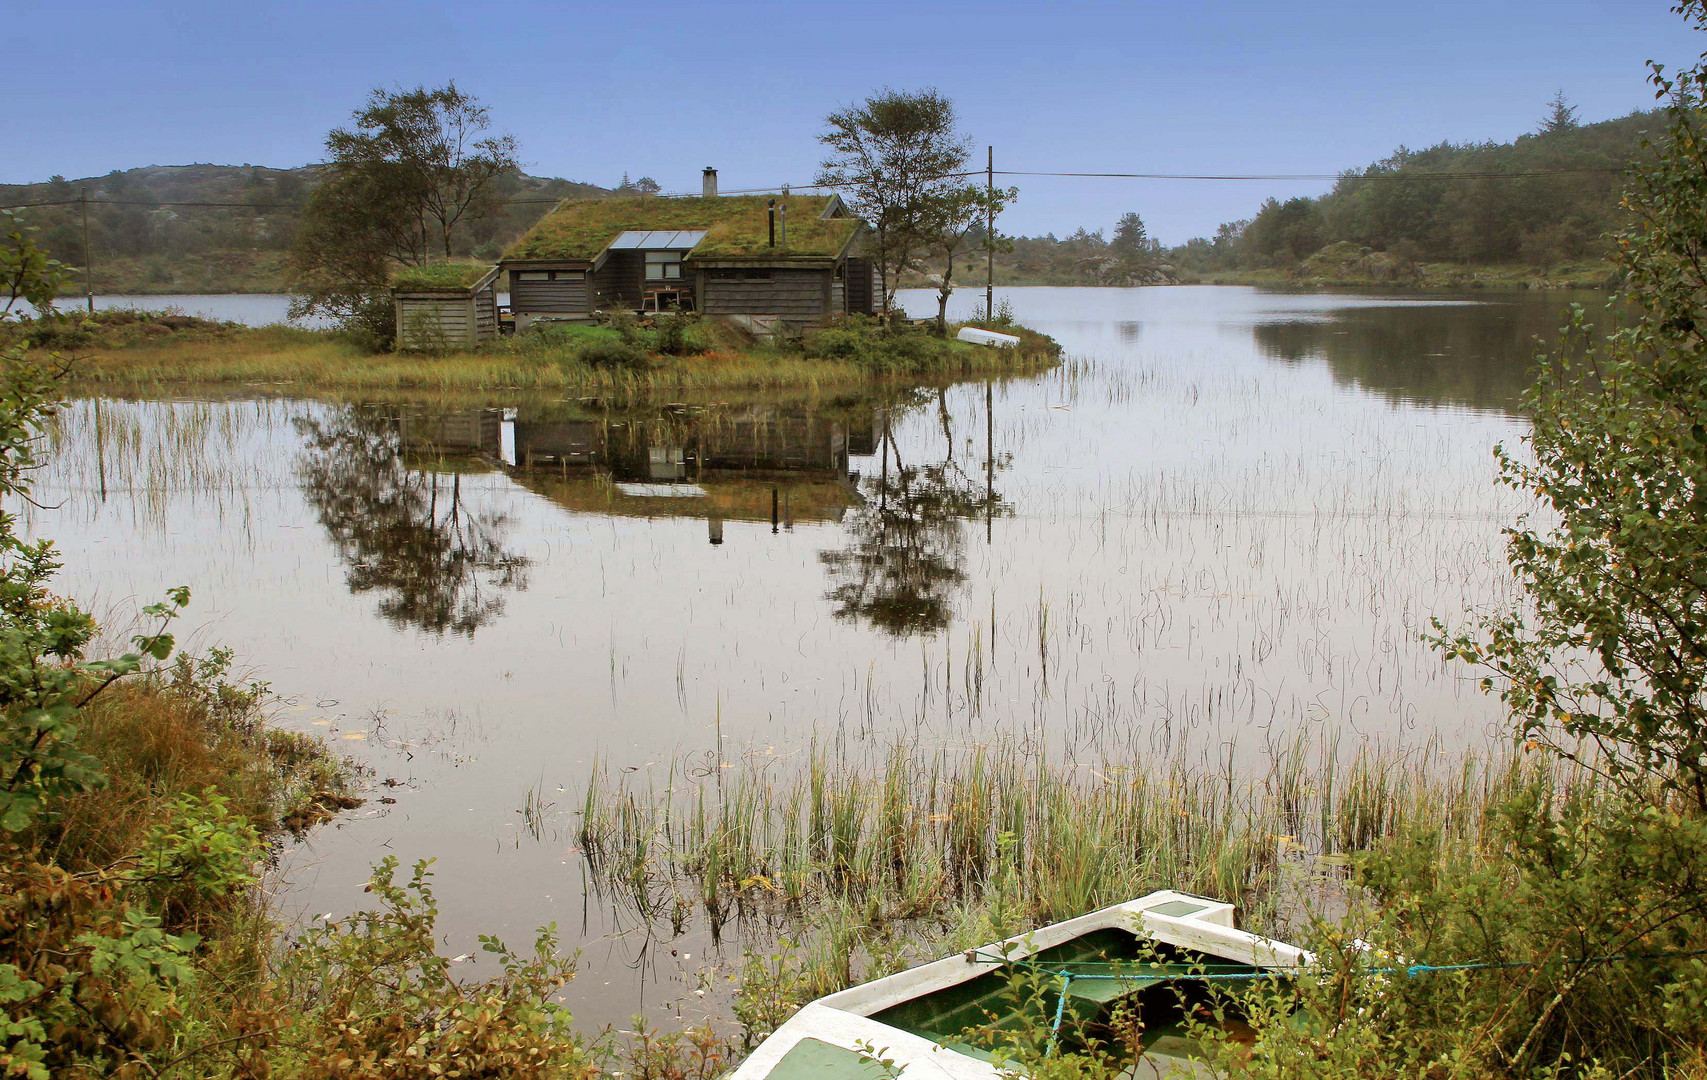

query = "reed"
576;735;1554;957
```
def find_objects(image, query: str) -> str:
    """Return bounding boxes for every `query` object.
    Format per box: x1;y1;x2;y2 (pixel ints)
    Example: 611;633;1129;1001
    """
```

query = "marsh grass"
576;736;1561;1015
62;318;1063;398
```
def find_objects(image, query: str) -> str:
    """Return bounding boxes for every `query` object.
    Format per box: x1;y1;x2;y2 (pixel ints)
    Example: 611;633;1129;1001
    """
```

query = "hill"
975;105;1660;289
0;164;610;294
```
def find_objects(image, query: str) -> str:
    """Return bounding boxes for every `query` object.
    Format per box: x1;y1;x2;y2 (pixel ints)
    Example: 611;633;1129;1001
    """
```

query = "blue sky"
9;0;1701;242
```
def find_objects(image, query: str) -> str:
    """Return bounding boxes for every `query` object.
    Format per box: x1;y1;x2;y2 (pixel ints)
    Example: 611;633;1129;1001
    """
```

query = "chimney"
779;186;788;246
768;199;776;247
702;166;717;198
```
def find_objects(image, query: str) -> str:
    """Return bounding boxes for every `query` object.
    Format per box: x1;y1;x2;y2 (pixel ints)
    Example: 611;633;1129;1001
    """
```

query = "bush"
569;336;651;370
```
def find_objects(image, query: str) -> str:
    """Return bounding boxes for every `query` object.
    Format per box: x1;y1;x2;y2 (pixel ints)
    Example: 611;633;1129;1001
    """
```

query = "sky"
8;0;1703;243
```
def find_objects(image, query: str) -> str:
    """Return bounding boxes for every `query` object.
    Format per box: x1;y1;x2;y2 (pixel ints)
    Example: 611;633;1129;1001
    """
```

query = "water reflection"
295;410;531;636
821;391;1007;636
313;392;1008;637
503;403;870;537
1249;290;1610;413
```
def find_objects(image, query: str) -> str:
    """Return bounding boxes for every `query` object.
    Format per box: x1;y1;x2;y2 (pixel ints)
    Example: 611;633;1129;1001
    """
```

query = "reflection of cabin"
383;404;866;528
398;408;502;453
392;263;501;351
500;168;877;334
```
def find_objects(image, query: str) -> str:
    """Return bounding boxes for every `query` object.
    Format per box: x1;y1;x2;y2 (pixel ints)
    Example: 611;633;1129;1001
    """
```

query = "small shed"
392;263;501;351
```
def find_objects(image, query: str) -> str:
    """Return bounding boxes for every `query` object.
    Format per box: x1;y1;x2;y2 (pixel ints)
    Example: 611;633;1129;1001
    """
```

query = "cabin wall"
396;293;477;350
701;268;833;326
845;258;875;316
510;269;590;329
592;252;644;309
474;285;496;341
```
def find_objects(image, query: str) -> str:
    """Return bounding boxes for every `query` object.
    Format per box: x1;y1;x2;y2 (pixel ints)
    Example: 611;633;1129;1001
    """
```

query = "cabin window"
516;271;551;281
710;269;773;281
645;252;682;280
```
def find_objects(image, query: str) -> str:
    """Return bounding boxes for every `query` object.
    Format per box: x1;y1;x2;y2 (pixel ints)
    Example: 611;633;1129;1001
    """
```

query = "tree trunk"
936;251;954;335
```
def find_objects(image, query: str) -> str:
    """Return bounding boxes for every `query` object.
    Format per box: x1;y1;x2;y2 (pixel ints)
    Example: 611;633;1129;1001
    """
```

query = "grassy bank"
26;309;1062;397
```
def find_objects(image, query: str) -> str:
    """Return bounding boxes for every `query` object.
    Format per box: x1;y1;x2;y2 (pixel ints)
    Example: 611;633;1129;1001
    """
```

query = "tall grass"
63;323;1062;399
576;735;1557;960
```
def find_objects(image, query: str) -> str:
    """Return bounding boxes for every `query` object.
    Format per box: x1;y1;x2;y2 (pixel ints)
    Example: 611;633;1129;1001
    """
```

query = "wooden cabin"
500;173;876;334
392;263;501;350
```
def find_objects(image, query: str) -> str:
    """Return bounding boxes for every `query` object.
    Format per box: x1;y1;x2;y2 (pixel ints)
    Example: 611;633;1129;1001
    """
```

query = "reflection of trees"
1249;297;1601;413
820;392;1007;636
295;411;529;636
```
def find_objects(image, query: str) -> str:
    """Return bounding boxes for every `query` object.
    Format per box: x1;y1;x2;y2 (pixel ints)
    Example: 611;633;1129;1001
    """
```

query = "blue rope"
1044;972;1072;1058
970;946;1707;986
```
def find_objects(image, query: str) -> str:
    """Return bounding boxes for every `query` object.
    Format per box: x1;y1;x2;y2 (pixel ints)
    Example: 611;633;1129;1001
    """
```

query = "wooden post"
985;146;994;321
81;188;93;314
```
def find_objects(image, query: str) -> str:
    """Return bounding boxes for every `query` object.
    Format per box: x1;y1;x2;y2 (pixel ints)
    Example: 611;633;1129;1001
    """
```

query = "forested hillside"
991;103;1657;288
0;164;608;293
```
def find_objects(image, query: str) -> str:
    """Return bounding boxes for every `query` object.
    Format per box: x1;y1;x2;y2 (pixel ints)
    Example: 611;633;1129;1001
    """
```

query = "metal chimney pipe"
702;166;717;198
779;200;787;246
768;199;776;247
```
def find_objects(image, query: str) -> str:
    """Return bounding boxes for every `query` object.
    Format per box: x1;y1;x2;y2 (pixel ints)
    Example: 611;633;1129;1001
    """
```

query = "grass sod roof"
503;195;859;262
392;262;499;290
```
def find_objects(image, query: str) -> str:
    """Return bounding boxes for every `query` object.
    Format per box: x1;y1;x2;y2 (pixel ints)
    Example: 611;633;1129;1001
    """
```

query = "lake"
26;284;1596;1029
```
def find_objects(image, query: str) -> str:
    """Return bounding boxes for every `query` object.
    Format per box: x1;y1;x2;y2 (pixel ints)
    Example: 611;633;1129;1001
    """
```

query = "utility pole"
80;188;93;314
985;146;994;321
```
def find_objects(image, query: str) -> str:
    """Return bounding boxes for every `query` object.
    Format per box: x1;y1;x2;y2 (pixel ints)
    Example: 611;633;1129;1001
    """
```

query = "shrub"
653;313;691;356
570;336;651;370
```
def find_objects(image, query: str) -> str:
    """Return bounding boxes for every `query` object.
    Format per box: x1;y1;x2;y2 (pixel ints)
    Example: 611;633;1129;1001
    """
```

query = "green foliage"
290;82;518;345
569;336;652;370
275;856;596;1078
1186;13;1707;1078
1;215;192;834
1434;25;1707;809
817;88;973;312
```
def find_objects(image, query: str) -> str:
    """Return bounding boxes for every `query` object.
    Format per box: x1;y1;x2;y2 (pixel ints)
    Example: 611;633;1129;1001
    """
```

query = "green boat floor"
868;927;1264;1063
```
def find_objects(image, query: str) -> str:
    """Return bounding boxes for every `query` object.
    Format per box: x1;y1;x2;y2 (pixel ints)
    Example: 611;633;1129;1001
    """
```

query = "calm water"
26;285;1602;1027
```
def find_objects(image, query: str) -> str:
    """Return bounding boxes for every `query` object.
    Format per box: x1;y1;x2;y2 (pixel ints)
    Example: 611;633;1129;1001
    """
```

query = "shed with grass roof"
392;262;502;350
501;171;876;334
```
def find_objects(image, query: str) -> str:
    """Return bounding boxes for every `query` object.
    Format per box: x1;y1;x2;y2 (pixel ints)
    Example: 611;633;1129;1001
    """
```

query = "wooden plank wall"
845;258;874;315
511;274;589;315
592;253;644;308
397;296;474;349
474;286;496;341
702;269;831;321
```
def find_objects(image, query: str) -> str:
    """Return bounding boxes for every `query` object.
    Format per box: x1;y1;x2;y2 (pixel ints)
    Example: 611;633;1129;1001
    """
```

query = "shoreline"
44;318;1063;397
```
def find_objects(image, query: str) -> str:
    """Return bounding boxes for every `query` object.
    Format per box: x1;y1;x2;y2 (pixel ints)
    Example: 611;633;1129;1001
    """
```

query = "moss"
391;261;497;290
504;195;858;262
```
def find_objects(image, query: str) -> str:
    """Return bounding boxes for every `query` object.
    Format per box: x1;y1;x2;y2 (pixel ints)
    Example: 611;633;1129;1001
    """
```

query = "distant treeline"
6;100;1657;294
996;104;1661;285
0;164;608;292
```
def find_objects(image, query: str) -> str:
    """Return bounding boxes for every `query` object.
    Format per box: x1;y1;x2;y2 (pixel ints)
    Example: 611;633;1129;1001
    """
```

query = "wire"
0;162;1632;212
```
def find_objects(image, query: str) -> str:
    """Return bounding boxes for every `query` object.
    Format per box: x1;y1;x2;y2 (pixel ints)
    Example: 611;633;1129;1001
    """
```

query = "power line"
0;163;1633;213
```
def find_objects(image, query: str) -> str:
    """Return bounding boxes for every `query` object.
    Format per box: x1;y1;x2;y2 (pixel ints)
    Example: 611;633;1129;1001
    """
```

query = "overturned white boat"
729;891;1309;1079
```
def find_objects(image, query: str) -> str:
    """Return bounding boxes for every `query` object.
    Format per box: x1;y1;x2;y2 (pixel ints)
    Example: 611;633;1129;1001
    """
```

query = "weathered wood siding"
592;252;644;309
830;277;845;315
474;286;496;338
702;268;833;321
845;258;874;315
511;272;589;315
397;295;477;350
